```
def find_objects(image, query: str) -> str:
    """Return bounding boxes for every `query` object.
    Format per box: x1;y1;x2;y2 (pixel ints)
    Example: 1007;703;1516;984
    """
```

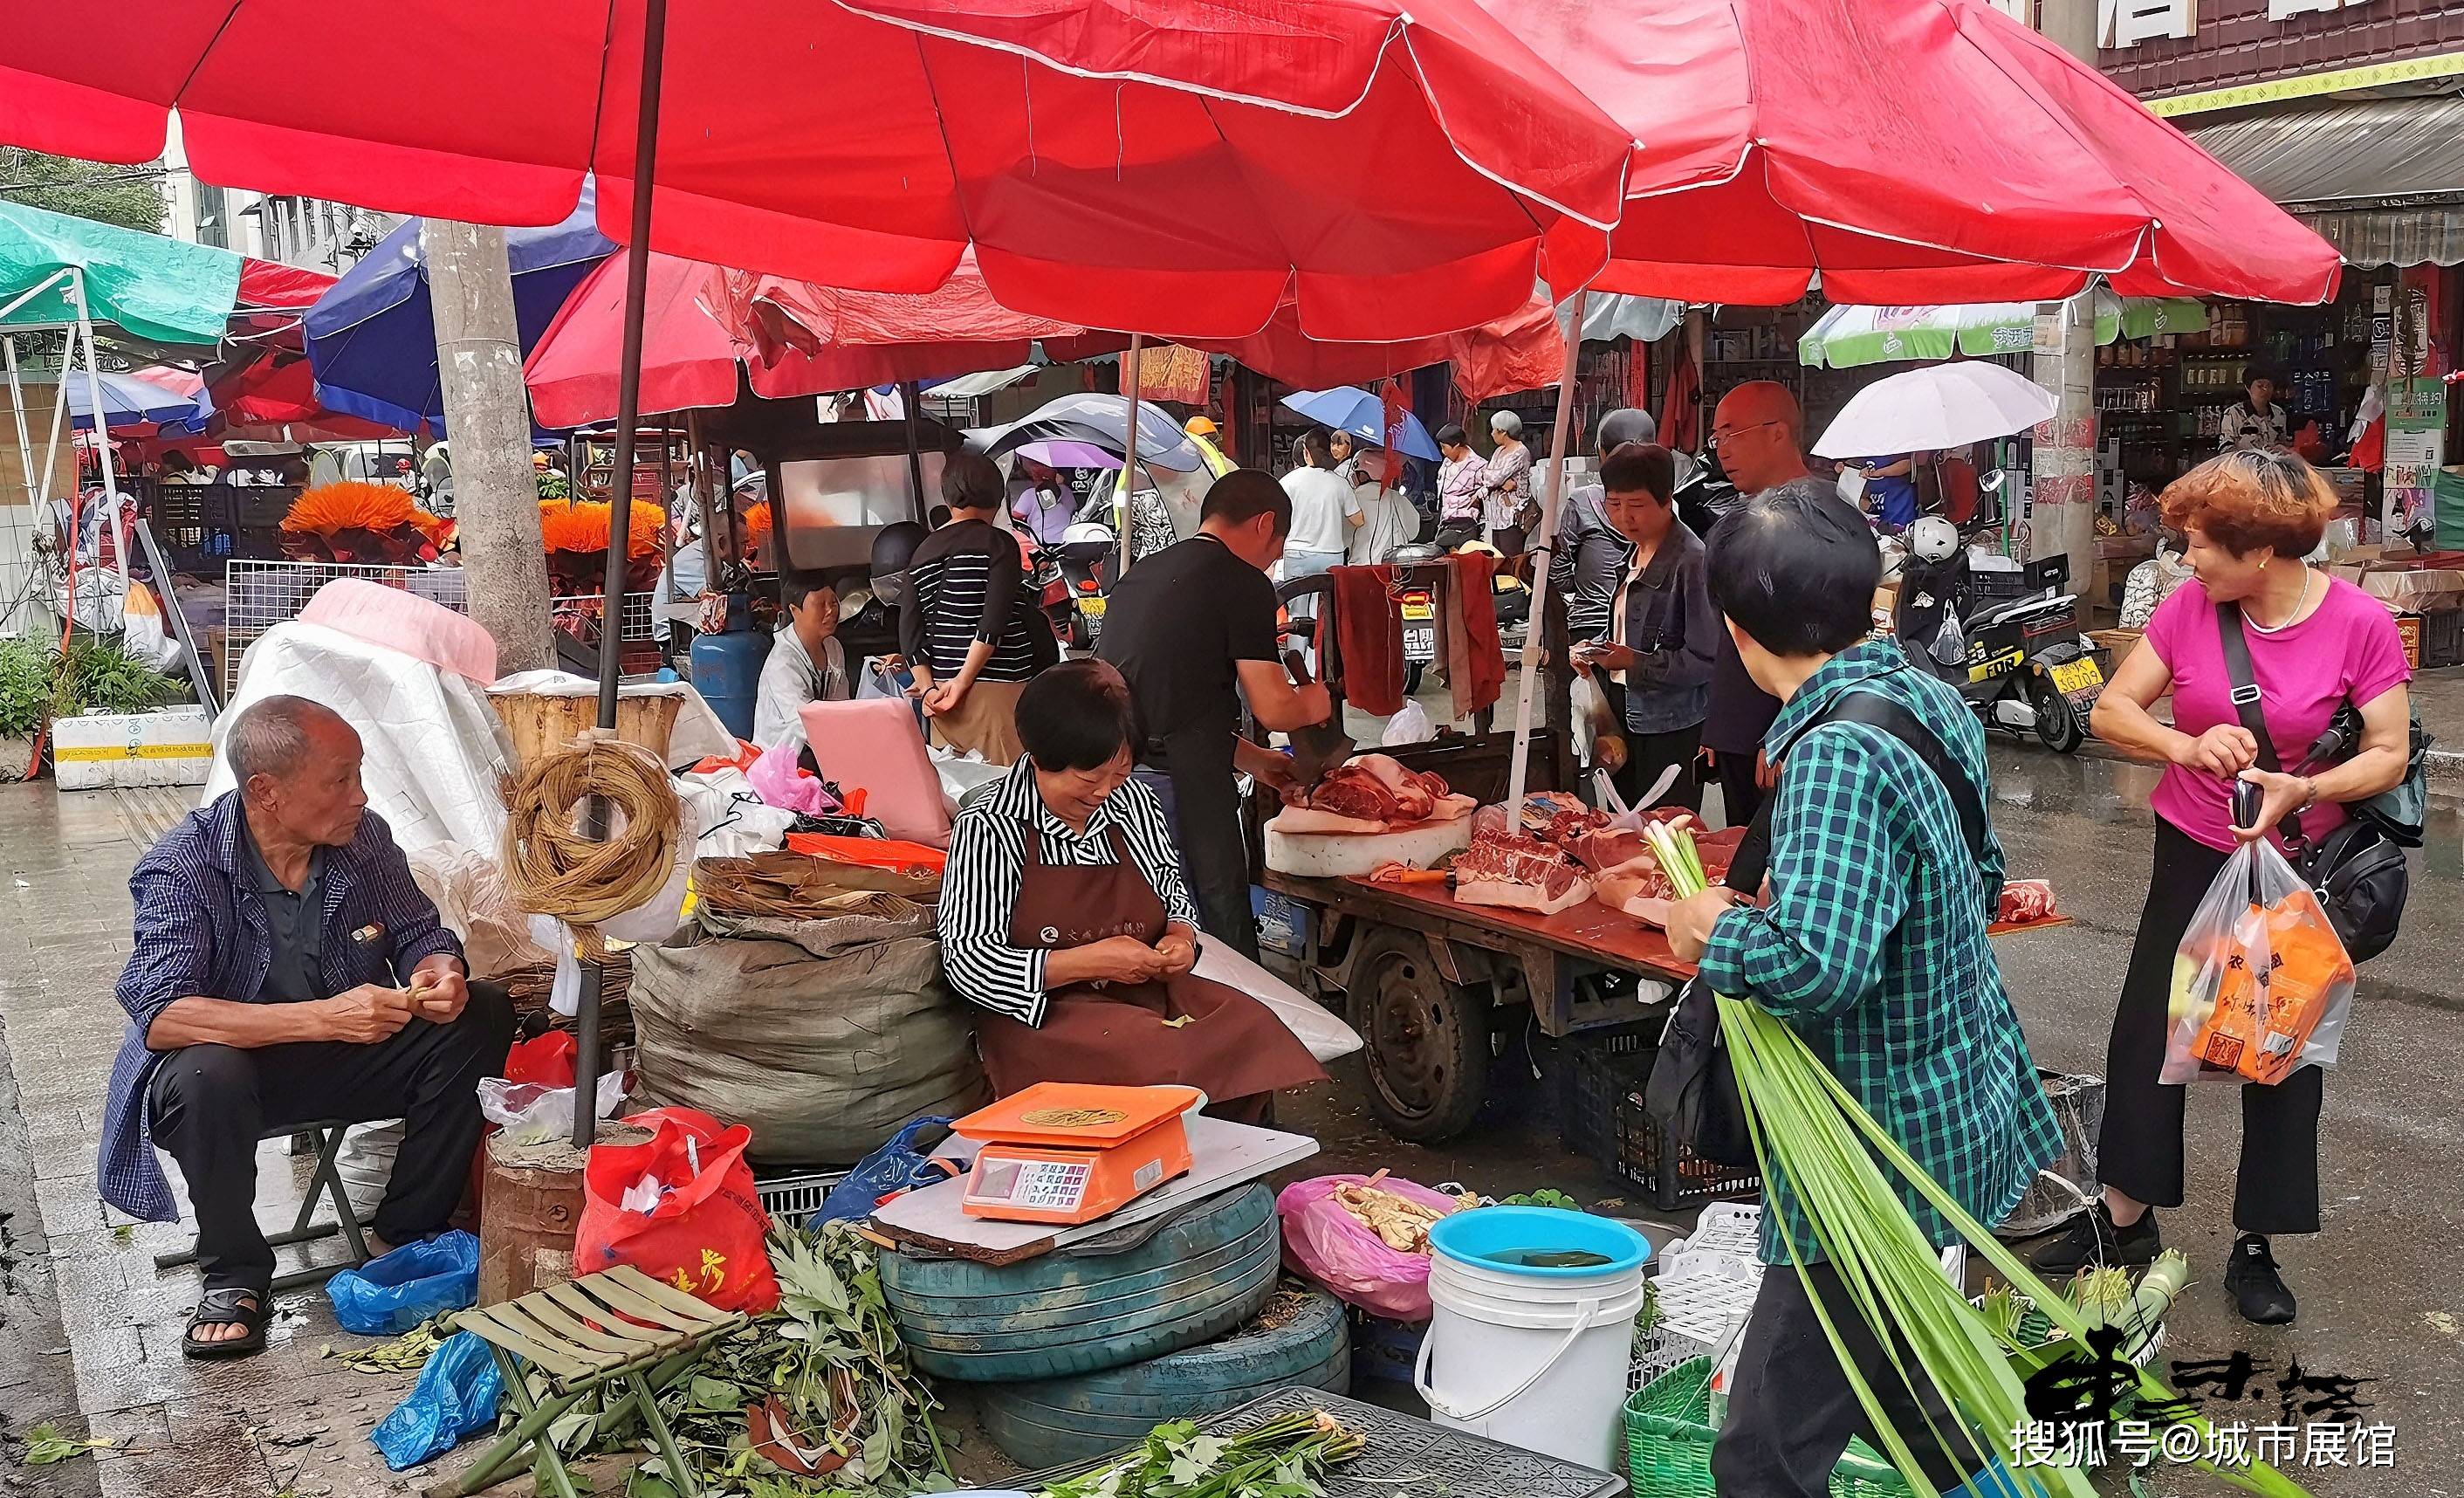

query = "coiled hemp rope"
502;731;681;956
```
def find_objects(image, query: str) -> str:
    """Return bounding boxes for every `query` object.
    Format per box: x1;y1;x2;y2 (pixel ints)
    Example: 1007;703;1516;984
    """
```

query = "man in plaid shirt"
1664;484;2060;1496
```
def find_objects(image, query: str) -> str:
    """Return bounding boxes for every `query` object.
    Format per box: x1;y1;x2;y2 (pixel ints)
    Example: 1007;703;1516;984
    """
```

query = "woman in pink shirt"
2033;450;2411;1326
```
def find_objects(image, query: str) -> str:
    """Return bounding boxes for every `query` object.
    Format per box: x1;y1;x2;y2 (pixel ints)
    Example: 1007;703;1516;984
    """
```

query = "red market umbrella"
1485;0;2343;306
523;251;1089;428
1193;290;1567;402
0;0;1630;341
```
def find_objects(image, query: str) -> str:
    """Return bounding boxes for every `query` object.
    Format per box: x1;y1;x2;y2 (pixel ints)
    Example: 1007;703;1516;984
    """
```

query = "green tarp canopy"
0;201;242;347
1799;289;2207;369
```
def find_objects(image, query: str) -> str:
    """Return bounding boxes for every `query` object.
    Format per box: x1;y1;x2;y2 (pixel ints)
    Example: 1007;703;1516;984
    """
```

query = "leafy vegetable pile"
1037;1410;1365;1498
554;1221;951;1497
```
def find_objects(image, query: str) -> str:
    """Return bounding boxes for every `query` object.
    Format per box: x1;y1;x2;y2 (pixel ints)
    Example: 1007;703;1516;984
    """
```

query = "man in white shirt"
752;576;851;748
1280;429;1362;651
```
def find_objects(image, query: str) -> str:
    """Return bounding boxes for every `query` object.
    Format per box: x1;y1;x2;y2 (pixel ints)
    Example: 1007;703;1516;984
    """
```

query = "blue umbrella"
60;369;205;430
1279;386;1442;463
305;186;614;434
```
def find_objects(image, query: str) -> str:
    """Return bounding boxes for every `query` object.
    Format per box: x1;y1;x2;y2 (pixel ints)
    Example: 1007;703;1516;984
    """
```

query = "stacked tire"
878;1182;1351;1467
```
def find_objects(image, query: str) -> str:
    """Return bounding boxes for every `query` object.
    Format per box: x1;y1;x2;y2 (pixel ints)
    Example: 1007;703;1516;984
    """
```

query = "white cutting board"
1263;815;1471;878
871;1114;1317;1263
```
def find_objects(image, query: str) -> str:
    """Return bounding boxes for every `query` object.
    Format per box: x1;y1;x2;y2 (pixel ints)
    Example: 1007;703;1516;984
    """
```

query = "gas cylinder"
688;594;765;741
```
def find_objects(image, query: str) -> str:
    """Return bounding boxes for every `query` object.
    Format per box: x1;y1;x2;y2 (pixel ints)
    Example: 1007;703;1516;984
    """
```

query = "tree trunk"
422;219;551;672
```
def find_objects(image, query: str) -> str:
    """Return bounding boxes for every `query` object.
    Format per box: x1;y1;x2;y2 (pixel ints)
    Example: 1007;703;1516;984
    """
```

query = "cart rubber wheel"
1346;928;1490;1143
2031;670;2083;753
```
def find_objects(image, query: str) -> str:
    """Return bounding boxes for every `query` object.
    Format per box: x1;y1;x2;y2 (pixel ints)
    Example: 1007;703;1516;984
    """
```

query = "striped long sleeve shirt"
900;517;1046;683
937;759;1202;1027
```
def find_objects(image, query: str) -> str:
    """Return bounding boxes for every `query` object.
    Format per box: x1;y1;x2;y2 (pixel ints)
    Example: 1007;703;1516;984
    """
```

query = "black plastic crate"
1562;1031;1761;1213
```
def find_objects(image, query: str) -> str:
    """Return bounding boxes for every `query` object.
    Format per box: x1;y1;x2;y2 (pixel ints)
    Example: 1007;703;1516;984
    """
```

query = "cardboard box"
2395;613;2423;670
51;706;212;790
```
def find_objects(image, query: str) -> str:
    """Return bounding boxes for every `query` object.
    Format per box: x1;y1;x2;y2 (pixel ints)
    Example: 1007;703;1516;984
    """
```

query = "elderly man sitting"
99;696;513;1359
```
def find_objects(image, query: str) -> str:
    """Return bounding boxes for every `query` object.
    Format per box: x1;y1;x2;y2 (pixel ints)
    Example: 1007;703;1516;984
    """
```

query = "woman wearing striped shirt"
937;662;1327;1124
903;451;1056;764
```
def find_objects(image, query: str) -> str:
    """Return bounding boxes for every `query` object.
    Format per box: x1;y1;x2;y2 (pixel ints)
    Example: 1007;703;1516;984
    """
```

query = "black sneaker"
2225;1234;2296;1325
2024;1201;2162;1277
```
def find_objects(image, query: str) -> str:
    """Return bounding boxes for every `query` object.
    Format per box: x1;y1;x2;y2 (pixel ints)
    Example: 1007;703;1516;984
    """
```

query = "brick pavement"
0;783;467;1498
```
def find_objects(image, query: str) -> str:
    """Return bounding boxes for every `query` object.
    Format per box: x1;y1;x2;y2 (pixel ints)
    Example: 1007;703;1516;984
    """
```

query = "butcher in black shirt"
1100;471;1335;959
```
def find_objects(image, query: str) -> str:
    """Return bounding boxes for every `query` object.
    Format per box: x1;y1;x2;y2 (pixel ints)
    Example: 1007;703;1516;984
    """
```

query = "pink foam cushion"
799;697;948;848
298;576;498;683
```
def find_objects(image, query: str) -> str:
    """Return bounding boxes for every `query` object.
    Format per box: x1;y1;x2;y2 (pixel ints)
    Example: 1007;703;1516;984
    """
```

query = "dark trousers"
149;984;516;1293
1613;722;1706;814
1704;746;1766;830
1715;1260;1987;1496
1135;766;1260;964
2098;821;2323;1235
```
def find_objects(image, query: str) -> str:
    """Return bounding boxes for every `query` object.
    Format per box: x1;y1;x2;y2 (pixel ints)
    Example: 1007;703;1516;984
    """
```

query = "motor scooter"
1896;527;2102;753
1030;519;1118;650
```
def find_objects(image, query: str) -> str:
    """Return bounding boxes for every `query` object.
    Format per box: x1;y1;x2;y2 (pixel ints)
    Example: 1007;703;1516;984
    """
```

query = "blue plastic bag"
813;1117;959;1226
326;1230;480;1336
370;1330;503;1471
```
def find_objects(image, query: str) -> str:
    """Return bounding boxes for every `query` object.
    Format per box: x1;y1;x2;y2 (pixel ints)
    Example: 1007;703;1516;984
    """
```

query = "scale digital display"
967;1155;1093;1213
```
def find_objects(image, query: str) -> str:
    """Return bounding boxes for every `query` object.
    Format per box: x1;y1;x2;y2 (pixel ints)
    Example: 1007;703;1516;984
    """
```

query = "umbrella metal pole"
901;380;924;517
575;0;669;1151
1118;332;1143;577
1503;288;1588;813
3;336;34;512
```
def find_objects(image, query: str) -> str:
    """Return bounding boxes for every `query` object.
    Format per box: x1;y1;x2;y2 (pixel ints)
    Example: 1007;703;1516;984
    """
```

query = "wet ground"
0;745;2457;1495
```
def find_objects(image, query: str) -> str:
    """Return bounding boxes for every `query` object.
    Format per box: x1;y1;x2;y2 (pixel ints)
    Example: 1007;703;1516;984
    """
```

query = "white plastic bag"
1191;935;1362;1062
1382;698;1435;747
2159;837;2356;1086
478;1075;630;1146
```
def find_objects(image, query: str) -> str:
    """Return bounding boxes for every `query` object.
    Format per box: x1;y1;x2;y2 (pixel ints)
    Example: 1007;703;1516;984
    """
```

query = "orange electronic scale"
951;1082;1201;1225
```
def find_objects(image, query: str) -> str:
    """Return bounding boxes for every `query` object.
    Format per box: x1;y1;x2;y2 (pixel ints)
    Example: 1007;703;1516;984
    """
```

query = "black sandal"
183;1286;268;1360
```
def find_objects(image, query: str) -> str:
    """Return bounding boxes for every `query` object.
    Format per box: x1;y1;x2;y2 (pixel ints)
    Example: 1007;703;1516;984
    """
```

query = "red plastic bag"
1275;1173;1462;1321
504;1031;577;1088
576;1106;779;1313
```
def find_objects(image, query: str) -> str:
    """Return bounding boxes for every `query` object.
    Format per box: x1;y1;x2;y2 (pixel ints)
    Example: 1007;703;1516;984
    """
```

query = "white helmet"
1060;521;1115;546
1907;515;1959;563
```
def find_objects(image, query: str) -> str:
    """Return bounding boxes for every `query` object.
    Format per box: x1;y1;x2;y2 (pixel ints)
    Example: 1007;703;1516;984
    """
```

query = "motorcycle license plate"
2049;656;2103;695
1080;595;1107;618
1404;624;1437;662
1399;598;1435;621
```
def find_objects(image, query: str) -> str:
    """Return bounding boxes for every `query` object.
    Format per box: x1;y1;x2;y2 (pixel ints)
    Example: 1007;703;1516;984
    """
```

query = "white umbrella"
1811;361;2056;458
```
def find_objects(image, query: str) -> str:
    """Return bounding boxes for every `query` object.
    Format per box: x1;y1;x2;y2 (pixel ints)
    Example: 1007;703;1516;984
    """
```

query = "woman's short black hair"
943;449;1004;512
1436;423;1468;448
1017;660;1143;772
1599;442;1675;504
1706;478;1881;657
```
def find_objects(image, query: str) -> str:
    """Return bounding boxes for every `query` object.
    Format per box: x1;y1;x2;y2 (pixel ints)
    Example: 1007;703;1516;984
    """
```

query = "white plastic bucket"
1415;1206;1653;1468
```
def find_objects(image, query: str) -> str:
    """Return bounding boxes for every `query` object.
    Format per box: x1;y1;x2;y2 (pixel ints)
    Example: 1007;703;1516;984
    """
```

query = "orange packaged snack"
2164;842;2358;1087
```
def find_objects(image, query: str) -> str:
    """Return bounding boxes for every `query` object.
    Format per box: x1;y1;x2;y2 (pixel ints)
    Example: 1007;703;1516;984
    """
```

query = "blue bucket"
1427;1206;1652;1278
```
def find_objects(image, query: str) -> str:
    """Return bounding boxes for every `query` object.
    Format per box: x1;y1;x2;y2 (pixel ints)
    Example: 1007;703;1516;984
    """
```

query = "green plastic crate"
1623;1356;1912;1498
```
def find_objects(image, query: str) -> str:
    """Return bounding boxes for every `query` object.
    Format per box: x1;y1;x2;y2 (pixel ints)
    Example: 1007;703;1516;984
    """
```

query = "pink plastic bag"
1276;1173;1461;1321
746;738;841;817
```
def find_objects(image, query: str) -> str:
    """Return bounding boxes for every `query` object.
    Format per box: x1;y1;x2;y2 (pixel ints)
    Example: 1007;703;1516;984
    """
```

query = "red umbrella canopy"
0;0;1630;342
1486;0;2342;306
524;251;1088;428
1188;291;1565;402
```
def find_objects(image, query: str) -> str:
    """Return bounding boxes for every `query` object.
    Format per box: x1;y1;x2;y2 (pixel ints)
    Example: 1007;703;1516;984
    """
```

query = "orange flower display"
280;481;453;563
537;499;663;594
537;499;662;559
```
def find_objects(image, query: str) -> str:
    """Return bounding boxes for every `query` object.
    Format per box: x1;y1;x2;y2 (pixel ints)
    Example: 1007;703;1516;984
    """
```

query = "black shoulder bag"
2214;605;2409;962
1644;686;1990;1169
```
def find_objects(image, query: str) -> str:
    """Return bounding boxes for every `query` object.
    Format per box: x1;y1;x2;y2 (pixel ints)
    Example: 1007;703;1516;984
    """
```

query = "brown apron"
974;821;1327;1121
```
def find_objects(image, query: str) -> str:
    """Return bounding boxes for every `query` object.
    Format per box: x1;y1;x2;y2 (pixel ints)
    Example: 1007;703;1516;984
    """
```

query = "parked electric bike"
1895;515;2103;753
